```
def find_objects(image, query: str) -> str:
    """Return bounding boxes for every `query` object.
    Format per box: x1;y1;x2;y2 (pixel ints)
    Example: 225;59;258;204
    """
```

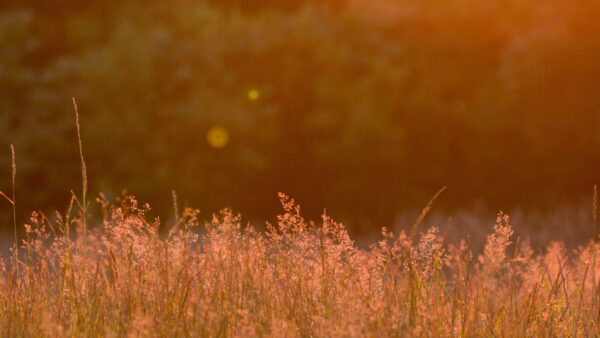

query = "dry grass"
0;191;599;337
2;104;599;336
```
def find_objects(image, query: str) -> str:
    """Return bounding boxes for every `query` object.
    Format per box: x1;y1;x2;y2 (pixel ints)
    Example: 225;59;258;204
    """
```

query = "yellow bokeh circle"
248;89;259;101
206;126;229;149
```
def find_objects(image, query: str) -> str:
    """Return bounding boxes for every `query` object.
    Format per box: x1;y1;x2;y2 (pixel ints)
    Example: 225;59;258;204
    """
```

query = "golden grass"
0;191;599;336
2;103;600;336
1;144;18;274
72;98;88;250
593;184;597;237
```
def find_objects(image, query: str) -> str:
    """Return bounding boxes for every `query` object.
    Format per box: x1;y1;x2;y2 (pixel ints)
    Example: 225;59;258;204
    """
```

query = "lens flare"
206;126;229;149
248;89;259;101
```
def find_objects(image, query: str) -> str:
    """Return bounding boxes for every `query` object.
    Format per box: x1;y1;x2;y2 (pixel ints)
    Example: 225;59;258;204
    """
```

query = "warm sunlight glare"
206;126;229;148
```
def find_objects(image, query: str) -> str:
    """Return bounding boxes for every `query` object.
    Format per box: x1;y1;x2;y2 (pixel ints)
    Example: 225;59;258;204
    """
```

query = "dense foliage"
2;0;600;229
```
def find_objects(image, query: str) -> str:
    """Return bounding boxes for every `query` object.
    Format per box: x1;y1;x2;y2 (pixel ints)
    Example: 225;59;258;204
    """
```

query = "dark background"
1;0;599;234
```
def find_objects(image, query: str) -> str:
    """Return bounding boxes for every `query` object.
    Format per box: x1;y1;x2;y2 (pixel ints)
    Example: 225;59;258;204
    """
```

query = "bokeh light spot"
206;126;229;149
248;89;259;101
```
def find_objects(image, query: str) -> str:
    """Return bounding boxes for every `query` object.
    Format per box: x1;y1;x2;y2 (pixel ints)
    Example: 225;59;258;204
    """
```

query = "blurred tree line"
1;0;600;232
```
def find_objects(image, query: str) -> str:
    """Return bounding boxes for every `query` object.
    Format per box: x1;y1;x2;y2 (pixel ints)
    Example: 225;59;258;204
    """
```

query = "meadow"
1;123;599;336
3;1;600;335
2;189;600;336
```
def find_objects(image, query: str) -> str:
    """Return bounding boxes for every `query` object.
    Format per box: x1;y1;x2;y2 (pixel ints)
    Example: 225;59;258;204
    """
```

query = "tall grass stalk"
594;184;597;238
409;186;446;241
1;145;18;271
72;98;88;249
10;145;16;250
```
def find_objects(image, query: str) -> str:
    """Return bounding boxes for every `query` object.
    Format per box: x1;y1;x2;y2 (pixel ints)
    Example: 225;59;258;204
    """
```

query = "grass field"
0;105;597;338
3;1;600;335
0;105;599;336
1;186;599;336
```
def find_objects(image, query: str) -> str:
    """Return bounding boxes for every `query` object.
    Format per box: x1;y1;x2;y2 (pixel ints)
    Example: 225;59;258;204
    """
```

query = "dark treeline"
1;0;599;232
